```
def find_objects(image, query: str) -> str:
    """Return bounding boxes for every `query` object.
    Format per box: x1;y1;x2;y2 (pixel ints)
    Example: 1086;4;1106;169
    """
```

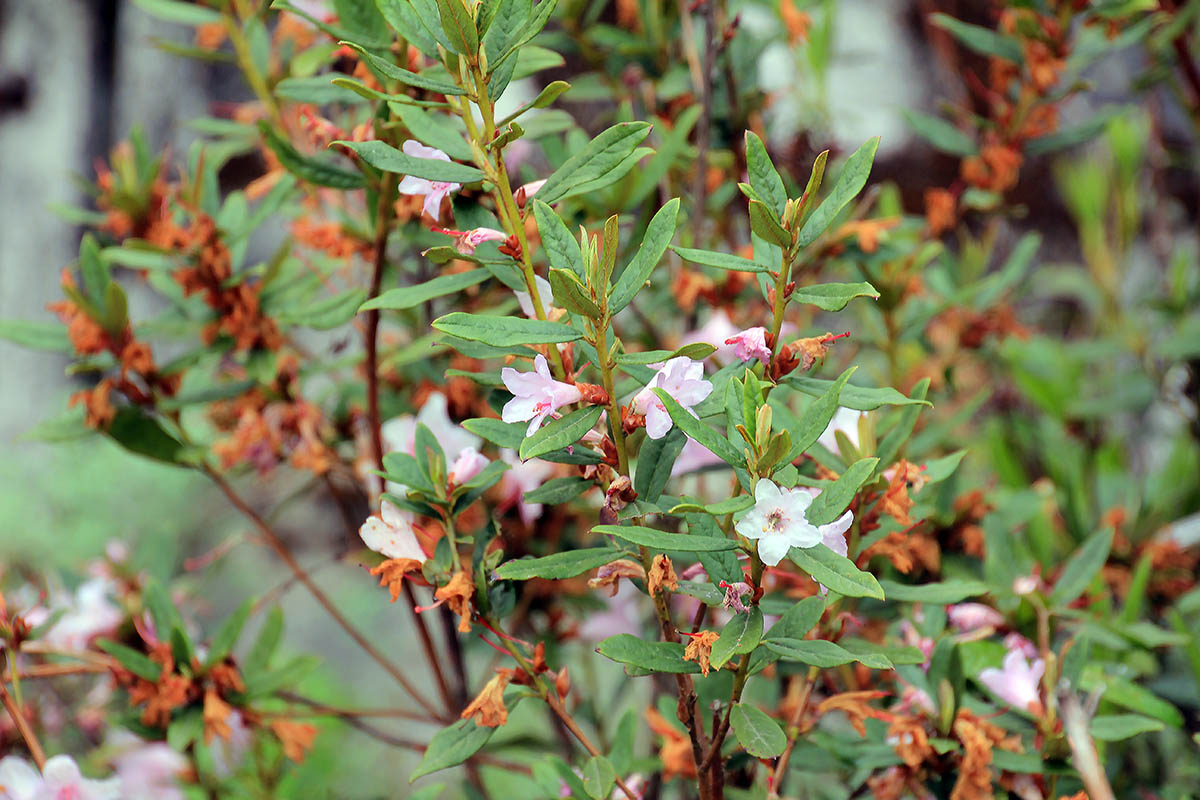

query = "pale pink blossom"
449;448;489;485
501;354;582;436
724;327;772;364
359;500;426;562
381;392;480;466
1012;574;1040;595
819;406;865;452
41;578;124;652
670;438;724;477
0;755;120;800
896;684;936;715
947;602;1004;632
396;140;461;221
515;178;546;204
210;710;253;779
108;733;187;800
735;480;823;566
1004;632;1039;659
499;450;555;524
577;583;642;642
680;310;739;362
515;274;556;319
720;580;754;613
432;226;507;255
632;357;713;440
979;649;1045;714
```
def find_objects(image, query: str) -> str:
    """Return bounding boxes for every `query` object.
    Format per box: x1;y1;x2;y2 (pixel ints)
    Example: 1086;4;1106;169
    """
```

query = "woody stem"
0;681;45;770
769;248;792;360
768;665;820;799
596;320;630;477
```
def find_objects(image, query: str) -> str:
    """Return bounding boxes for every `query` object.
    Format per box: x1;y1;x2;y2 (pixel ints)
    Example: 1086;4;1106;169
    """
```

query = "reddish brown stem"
0;682;45;769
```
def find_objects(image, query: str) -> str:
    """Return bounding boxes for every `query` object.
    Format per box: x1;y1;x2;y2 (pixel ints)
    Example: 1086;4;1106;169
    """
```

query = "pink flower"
108;733;187;800
499;450;555;524
724;327;771;364
670;438;724;477
979;649;1045;714
680;310;739;362
359;500;426;562
1004;632;1039;659
1012;574;1040;595
449;448;489;485
501;354;582;437
396;140;462;221
0;755;120;800
515;178;546;204
632;357;713;440
947;602;1004;632
515;275;556;319
432;226;507;254
42;578;124;652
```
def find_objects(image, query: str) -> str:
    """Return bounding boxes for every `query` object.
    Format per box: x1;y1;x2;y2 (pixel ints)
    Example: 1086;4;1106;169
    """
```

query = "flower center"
763;508;786;534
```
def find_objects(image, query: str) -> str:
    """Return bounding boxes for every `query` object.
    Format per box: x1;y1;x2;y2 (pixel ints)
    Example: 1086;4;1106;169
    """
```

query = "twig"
268;691;432;722
364;172;397;495
691;0;719;241
1060;692;1117;800
2;663;110;681
767;666;819;799
0;682;45;769
203;466;448;722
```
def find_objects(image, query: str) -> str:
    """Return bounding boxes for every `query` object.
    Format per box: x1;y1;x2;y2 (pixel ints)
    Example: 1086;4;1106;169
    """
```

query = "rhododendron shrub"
2;0;1200;797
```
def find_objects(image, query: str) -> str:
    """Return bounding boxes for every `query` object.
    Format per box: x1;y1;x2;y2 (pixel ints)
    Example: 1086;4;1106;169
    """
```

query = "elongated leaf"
411;719;496;779
730;703;786;758
783;366;856;464
744;131;787;215
97;640;163;681
493;0;558;68
805;457;878;526
634;426;686;504
519;405;602;460
651;389;743;468
784;375;931;411
791;282;879;311
0;320;71;352
901;109;977;156
374;0;440;56
609;198;680;313
788;544;884;599
277;288;367;329
335;140;485;183
669;495;754;515
536;122;652;205
392;105;473;161
1089;714;1165;741
107;407;186;465
878;579;988;603
344;41;467;94
795;137;879;250
711;608;764;670
433;0;478;55
463;417;525;448
523;476;592;504
766;637;891;669
533;200;585;276
592;524;739;552
616;343;715;365
930;13;1022;61
206;598;253;666
495;547;622;580
768;596;825;641
748;200;791;248
549;268;602;317
433;312;582;345
669;245;768;273
259;123;365;189
133;0;222;24
595;634;700;674
1050;528;1114;607
362;269;490;311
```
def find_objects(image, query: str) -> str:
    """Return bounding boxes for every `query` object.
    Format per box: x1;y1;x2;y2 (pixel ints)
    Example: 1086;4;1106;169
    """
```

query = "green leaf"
206;597;253;667
634;426;686;504
433;312;582;345
535;122;652;205
784;375;931;411
711;608;764;670
791;282;879;311
901;109;977;157
245;606;284;674
616;343;716;365
782;366;856;464
492;0;558;69
502;80;571;125
1089;714;1165;741
433;0;478;55
277;287;368;329
748;199;791;249
788;544;884;599
609;198;680;313
533;201;585;276
582;756;616;800
342;41;466;95
1050;528;1114;607
495;547;622;580
878;580;988;603
392;104;473;161
669;495;754;515
795;137;879;250
549;268;602;317
0;320;71;352
362;269;490;311
930;13;1022;62
96;640;161;681
259;122;365;189
374;0;440;56
766;637;891;669
382;452;437;494
744;131;787;216
411;719;496;780
595;634;700;674
669;245;768;273
463;418;525;449
768;596;825;641
730;703;787;758
840;639;927;666
650;389;743;468
133;0;222;24
106;407;186;465
523;476;593;504
519;405;603;460
335;140;485;183
805;457;878;526
1079;670;1183;727
592;524;739;552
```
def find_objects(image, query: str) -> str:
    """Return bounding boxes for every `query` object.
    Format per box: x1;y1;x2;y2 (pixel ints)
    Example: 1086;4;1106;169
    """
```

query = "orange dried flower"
816;690;890;736
587;560;647;596
925;188;957;236
682;630;720;676
889;716;933;768
436;571;476;633
369;558;424;601
203;689;235;745
779;0;811;44
70;380;118;429
648;554;679;597
271;719;318;763
461;671;511;728
645;708;697;780
951;709;1021;800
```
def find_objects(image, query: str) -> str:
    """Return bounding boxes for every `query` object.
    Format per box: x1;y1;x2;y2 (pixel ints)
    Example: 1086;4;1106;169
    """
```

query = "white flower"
680;310;739;362
947;602;1004;632
632;357;713;440
449;448;489;485
381;392;481;467
499;450;555;524
395;140;462;221
734;480;823;566
670;438;724;477
42;578;123;652
0;755;120;800
359;500;425;562
107;733;187;800
979;649;1045;714
818;406;864;452
724;327;772;365
501;354;582;436
515;274;556;319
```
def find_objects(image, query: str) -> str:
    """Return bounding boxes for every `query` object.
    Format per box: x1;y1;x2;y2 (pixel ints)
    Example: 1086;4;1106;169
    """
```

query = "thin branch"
0;682;45;769
767;666;819;799
268;691;433;722
1060;692;1117;800
691;0;719;241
